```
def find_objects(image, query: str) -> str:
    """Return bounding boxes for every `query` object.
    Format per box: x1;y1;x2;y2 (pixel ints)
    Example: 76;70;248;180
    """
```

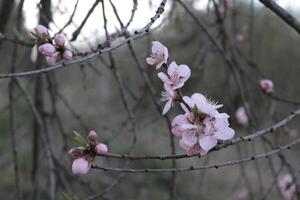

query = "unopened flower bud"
63;50;73;60
88;131;97;146
259;79;274;94
235;106;249;126
38;43;56;56
236;34;245;43
72;158;90;175
54;34;65;47
34;25;49;38
47;52;60;65
95;143;108;155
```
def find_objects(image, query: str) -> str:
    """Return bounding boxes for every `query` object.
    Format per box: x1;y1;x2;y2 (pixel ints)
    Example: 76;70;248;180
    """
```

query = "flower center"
170;72;181;86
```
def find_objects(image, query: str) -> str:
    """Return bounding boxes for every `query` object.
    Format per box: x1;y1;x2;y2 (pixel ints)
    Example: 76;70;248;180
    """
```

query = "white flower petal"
199;135;217;151
157;72;169;83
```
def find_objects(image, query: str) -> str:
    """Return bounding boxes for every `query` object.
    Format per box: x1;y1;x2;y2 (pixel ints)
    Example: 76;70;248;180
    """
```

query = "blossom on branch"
31;25;73;65
158;61;191;90
172;93;235;155
259;79;274;94
146;41;168;69
68;131;108;175
161;85;178;115
278;174;296;200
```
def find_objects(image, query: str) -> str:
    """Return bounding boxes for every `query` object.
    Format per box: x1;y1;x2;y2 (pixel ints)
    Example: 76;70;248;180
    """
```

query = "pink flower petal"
146;57;157;65
215;127;235;140
157;72;169;83
182;131;197;146
167;61;177;75
162;100;172;115
199;135;217;151
178;64;191;78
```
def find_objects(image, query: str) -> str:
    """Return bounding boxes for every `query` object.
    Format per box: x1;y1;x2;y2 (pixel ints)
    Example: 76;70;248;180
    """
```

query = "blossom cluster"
146;41;235;156
278;174;297;200
68;131;108;175
31;25;73;64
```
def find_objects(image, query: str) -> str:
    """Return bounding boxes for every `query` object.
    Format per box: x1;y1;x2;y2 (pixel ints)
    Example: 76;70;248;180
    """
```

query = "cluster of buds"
146;41;235;156
31;25;73;65
68;131;108;175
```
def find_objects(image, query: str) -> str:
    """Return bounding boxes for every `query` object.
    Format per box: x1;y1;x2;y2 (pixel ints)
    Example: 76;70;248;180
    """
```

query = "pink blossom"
96;143;108;155
218;4;225;14
34;25;49;38
54;34;65;47
158;61;191;90
171;113;192;137
47;52;60;65
146;41;168;69
278;174;296;200
288;129;298;139
236;34;245;43
38;43;56;56
63;50;73;60
234;189;249;200
172;93;235;155
161;85;177;115
260;79;274;94
72;158;90;175
235;106;249;126
181;93;222;115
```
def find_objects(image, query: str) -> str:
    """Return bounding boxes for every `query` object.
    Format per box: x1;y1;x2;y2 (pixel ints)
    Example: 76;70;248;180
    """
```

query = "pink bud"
235;106;249;126
38;43;56;56
54;34;65;47
47;52;60;65
288;129;298;139
235;190;249;200
63;50;73;60
236;34;245;43
68;147;83;158
72;158;90;175
259;79;274;94
95;143;108;155
35;25;49;38
88;131;97;146
218;4;225;14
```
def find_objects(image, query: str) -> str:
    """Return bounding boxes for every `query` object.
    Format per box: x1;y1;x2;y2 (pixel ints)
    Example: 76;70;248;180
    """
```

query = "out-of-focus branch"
70;0;101;41
58;0;79;33
259;0;300;34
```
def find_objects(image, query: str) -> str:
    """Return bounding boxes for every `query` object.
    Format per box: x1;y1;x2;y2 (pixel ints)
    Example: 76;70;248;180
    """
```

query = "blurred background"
0;0;300;199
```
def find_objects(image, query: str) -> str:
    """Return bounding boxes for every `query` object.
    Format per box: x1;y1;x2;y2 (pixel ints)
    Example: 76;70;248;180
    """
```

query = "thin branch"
259;0;300;34
92;137;300;173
